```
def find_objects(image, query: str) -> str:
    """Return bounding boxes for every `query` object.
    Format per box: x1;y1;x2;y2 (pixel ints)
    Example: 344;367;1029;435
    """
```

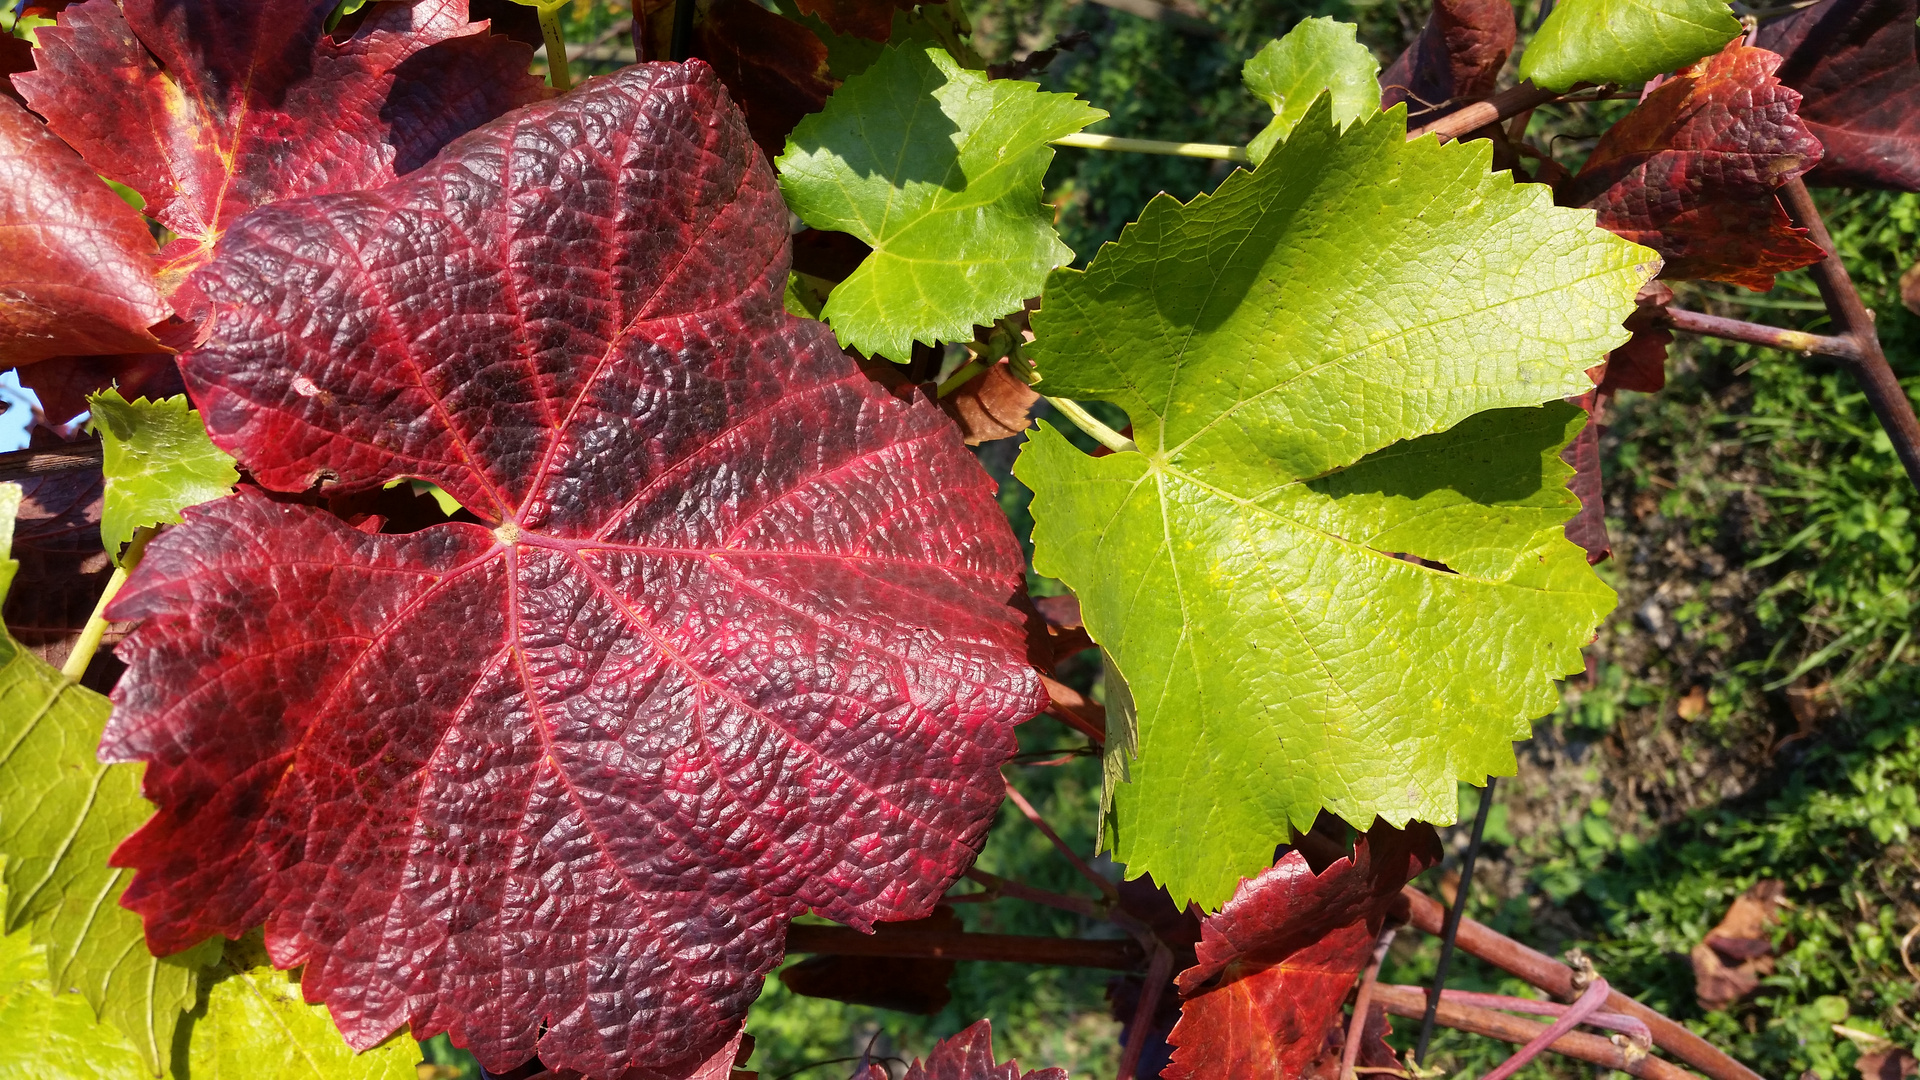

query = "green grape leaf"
87;391;239;563
777;45;1104;360
1518;0;1741;91
0;883;151;1080
1015;99;1650;909
1243;17;1381;164
0;483;218;1077
0;483;19;602
185;936;417;1080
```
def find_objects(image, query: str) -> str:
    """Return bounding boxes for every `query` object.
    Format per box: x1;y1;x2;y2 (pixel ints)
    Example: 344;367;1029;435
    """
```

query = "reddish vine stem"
1400;888;1764;1080
1481;977;1612;1080
1368;985;1695;1080
782;924;1143;969
1116;942;1175;1080
1408;82;1559;144
963;868;1106;920
1340;927;1396;1080
1778;178;1920;491
1003;777;1121;904
1660;307;1864;362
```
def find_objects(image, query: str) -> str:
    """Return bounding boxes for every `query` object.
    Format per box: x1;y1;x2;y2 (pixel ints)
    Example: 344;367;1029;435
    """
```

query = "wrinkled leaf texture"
1163;824;1441;1080
1570;43;1825;290
15;0;550;285
1379;0;1516;128
0;94;168;363
105;63;1044;1080
864;1020;1066;1080
1760;0;1920;190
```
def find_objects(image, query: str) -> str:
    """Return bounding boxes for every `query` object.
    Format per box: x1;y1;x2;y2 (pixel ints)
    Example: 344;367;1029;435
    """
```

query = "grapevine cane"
1340;928;1397;1080
1414;776;1497;1063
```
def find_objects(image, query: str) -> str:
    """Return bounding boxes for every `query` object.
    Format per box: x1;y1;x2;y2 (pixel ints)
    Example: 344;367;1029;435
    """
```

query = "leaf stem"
1044;397;1135;454
538;4;572;92
782;922;1142;969
936;360;987;397
963;868;1106;919
62;526;153;681
1002;776;1121;904
1050;132;1248;162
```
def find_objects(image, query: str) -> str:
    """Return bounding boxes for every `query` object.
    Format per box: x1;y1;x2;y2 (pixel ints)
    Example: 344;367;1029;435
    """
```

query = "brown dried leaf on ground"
1858;1048;1920;1080
1690;879;1786;1010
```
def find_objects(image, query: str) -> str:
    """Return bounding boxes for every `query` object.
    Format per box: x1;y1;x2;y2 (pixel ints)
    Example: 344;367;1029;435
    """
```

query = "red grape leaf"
14;0;548;285
1560;391;1610;564
0;94;168;363
1568;43;1825;291
694;0;838;159
795;0;932;42
1562;283;1675;565
864;1020;1066;1080
101;62;1044;1080
1163;823;1441;1080
1380;0;1516;128
1760;0;1920;190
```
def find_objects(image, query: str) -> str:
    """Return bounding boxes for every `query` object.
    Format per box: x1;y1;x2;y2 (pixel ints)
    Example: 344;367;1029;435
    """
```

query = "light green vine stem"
1046;396;1137;454
538;5;572;92
61;526;153;681
935;360;987;397
1051;132;1249;162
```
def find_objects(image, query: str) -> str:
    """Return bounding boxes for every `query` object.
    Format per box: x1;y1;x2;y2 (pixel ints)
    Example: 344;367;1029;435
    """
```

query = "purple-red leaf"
693;0;839;159
1162;823;1441;1080
794;0;932;42
0;93;168;363
103;63;1043;1080
1379;0;1516;127
1760;0;1920;190
1569;43;1826;291
865;1021;1067;1080
15;0;547;283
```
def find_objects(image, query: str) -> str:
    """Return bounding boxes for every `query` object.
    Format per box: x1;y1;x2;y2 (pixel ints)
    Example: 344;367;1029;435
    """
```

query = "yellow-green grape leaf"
1519;0;1741;91
0;482;218;1077
87;390;238;563
186;936;417;1080
1243;17;1381;164
0;483;18;602
777;45;1105;360
1015;98;1653;910
0;883;151;1080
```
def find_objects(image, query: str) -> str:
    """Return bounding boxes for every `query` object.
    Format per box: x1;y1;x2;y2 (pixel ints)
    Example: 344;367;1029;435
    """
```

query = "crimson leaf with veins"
103;63;1043;1080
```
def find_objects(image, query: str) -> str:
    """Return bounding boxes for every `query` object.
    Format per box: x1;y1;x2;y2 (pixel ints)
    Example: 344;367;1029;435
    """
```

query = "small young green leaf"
778;45;1105;360
1016;99;1651;909
0;886;151;1080
0;483;19;602
186;936;418;1080
88;391;239;562
1518;0;1741;91
1242;17;1381;164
